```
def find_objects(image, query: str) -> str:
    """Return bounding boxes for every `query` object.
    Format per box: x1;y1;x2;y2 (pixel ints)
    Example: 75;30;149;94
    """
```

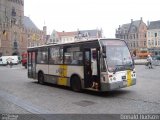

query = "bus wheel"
71;76;82;92
38;72;44;85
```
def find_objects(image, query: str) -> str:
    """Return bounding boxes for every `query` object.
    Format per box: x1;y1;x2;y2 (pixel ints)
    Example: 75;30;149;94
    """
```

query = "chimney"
140;17;142;21
131;19;133;23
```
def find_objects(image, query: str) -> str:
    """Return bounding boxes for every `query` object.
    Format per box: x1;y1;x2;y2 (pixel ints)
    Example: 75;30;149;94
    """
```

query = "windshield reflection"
100;40;133;72
106;45;133;72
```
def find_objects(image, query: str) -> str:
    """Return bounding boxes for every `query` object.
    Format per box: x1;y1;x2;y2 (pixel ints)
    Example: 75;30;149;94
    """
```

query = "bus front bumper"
101;78;136;91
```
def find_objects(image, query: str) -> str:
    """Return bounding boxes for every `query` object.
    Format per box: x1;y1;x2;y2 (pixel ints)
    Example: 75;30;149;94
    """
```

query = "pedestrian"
7;57;13;68
9;61;13;68
147;55;153;69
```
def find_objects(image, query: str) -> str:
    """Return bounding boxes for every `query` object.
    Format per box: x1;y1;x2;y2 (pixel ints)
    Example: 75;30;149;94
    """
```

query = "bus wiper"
114;65;133;74
113;65;124;74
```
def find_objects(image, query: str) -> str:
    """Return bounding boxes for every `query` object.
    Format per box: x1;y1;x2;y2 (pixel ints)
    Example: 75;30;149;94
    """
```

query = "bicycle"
145;61;153;69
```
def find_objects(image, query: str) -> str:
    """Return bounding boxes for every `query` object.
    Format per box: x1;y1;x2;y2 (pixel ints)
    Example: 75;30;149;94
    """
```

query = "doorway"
83;48;100;89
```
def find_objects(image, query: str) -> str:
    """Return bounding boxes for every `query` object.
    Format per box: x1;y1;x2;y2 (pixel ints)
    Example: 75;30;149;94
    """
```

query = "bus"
27;38;136;92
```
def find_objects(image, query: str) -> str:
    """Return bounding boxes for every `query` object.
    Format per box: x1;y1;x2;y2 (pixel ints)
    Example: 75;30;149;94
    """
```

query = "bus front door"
84;49;92;88
28;51;36;79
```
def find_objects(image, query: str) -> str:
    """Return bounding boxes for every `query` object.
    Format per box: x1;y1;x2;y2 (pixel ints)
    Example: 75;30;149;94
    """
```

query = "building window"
158;39;160;45
148;40;151;47
151;32;154;37
133;41;135;48
144;41;146;46
13;41;18;49
11;7;16;16
155;33;157;37
155;40;157;46
148;32;150;37
152;40;154;46
134;34;135;39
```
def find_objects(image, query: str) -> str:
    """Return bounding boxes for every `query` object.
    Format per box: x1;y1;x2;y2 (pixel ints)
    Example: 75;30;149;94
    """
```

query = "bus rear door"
28;51;36;79
84;48;92;88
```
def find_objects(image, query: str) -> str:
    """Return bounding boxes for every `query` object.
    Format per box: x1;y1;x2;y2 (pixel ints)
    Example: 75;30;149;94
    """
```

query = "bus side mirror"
102;46;106;58
103;53;106;58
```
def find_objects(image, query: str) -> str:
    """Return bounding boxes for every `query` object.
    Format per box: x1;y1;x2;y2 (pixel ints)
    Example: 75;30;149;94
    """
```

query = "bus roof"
27;38;121;49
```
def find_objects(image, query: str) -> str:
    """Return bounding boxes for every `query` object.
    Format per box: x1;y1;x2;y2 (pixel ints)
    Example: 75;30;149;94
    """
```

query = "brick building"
0;0;46;56
115;18;147;55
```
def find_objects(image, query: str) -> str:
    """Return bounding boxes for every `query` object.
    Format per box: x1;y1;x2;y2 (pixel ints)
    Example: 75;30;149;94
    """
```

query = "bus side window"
37;48;48;64
49;47;63;64
64;52;72;64
71;52;83;65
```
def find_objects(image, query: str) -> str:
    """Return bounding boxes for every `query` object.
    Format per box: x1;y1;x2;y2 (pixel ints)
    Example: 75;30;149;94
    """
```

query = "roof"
131;20;141;28
57;31;77;36
118;20;141;34
23;16;39;30
78;29;100;37
120;23;130;33
28;38;121;49
148;20;160;29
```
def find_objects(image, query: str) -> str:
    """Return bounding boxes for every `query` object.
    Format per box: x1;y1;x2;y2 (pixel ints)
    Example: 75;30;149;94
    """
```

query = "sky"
24;0;160;38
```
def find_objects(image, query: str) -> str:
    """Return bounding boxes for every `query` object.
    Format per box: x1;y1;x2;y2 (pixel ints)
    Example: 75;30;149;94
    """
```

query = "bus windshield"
101;39;134;72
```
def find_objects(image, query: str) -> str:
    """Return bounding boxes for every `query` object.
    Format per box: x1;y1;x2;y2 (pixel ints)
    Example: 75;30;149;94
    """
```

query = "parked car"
0;56;19;65
152;56;160;66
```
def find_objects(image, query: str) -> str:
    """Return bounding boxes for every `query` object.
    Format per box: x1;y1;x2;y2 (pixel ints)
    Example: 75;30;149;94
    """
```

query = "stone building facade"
0;0;46;56
115;18;147;55
147;20;160;56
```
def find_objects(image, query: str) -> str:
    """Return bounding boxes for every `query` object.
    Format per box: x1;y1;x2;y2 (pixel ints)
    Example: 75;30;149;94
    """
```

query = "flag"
32;34;36;41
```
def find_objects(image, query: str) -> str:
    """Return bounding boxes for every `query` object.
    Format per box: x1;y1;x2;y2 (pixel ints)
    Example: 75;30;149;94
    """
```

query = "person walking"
147;55;153;69
7;57;13;68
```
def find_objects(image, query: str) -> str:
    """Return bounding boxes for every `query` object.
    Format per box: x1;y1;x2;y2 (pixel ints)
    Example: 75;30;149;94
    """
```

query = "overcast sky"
24;0;160;38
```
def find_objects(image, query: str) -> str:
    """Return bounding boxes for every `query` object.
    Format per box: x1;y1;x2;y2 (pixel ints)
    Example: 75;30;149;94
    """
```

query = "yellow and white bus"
27;38;136;92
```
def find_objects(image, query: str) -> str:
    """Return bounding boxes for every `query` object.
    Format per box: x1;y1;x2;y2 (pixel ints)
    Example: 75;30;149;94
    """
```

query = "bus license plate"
123;80;127;86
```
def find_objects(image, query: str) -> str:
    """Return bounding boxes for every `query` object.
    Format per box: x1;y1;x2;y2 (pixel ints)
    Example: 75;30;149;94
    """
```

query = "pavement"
0;64;160;118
